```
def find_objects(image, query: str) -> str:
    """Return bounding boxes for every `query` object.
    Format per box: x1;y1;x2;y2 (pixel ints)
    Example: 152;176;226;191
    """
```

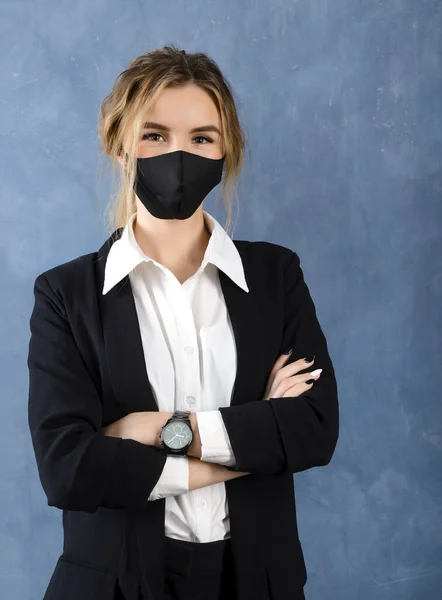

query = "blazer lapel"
218;252;269;406
95;229;269;416
96;228;159;416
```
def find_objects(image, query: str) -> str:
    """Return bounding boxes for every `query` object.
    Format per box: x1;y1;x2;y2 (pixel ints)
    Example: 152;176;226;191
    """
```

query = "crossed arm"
102;410;250;500
27;250;338;513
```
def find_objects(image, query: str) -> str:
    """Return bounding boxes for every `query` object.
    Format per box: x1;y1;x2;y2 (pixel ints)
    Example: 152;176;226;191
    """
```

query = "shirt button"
185;396;196;406
184;346;194;355
197;500;207;509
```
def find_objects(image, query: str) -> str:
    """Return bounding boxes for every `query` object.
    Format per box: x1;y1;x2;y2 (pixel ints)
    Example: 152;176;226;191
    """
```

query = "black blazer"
27;226;339;600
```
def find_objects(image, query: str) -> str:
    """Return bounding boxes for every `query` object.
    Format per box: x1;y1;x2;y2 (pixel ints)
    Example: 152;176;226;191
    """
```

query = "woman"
27;45;339;600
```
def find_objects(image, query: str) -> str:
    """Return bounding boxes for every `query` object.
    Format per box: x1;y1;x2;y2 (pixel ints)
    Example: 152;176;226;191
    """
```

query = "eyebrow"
142;121;221;136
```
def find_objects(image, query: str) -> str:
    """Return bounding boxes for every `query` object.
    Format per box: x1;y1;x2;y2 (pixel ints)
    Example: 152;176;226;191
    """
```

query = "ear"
116;151;130;169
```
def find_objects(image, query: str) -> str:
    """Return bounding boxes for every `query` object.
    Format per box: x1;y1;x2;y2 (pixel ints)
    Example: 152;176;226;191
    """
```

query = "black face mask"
133;150;226;220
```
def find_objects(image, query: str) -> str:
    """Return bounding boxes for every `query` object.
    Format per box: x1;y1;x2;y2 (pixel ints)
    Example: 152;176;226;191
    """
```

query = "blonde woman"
27;45;339;600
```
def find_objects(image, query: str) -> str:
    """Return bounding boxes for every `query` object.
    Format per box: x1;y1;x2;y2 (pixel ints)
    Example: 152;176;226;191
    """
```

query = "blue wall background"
1;1;441;599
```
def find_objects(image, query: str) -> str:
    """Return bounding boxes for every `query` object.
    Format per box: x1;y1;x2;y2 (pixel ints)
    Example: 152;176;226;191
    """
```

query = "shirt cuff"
147;455;189;501
196;410;237;467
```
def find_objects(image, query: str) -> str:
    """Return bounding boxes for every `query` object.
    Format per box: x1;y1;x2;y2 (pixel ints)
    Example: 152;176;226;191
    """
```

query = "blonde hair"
97;44;248;237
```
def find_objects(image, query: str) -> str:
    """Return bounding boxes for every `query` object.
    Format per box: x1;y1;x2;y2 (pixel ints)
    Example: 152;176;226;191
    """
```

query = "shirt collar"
102;211;249;295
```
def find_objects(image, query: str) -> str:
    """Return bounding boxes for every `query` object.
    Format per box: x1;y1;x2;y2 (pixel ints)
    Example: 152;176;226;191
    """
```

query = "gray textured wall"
1;1;441;599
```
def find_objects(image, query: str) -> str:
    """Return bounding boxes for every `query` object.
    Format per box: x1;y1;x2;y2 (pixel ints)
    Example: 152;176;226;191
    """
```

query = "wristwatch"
160;410;194;456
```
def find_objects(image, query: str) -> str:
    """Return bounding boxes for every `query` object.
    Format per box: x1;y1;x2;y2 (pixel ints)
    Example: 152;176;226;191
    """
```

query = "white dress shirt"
102;210;250;542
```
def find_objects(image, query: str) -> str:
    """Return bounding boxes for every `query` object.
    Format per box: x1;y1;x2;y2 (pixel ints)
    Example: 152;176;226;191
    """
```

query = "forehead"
144;84;220;127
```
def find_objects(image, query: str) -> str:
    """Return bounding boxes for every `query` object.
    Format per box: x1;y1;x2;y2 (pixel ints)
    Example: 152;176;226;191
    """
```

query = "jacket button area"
185;396;196;405
184;346;194;355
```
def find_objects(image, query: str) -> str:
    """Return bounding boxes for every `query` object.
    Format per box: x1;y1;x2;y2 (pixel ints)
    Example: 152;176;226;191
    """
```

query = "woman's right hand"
263;351;322;400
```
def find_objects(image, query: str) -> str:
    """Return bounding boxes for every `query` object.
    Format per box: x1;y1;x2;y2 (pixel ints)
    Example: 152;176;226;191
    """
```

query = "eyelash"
141;133;214;144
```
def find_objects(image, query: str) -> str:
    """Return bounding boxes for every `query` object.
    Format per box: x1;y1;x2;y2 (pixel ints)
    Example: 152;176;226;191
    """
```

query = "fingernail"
311;369;322;377
304;354;315;363
283;346;293;355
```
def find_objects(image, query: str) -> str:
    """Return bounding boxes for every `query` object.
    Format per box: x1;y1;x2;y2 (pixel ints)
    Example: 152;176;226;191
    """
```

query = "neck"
132;203;211;273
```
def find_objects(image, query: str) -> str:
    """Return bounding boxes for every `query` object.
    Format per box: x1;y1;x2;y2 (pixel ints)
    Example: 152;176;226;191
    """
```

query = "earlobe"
116;152;131;170
116;144;130;165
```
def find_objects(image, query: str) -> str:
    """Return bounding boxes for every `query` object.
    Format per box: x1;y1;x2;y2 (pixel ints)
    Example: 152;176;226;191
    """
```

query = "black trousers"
164;536;237;600
163;536;306;600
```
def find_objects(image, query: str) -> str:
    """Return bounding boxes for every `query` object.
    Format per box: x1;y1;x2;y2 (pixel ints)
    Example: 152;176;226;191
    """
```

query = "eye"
142;133;164;142
141;132;214;144
194;135;213;144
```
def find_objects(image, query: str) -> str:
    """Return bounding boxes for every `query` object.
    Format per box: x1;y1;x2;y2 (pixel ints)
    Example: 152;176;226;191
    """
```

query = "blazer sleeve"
27;272;168;513
219;250;339;475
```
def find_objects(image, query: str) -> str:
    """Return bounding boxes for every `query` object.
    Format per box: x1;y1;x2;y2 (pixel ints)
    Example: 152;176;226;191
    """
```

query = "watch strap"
172;410;191;420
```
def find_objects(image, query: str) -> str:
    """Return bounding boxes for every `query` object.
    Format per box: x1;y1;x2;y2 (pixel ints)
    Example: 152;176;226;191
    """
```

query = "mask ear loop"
119;150;130;176
117;143;130;171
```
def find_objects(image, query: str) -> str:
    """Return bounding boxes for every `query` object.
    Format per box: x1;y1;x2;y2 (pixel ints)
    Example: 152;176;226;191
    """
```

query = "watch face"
162;421;192;450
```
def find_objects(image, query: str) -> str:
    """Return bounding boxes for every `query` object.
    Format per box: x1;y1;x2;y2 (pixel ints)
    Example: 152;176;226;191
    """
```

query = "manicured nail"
304;354;315;363
283;346;293;355
311;369;322;377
